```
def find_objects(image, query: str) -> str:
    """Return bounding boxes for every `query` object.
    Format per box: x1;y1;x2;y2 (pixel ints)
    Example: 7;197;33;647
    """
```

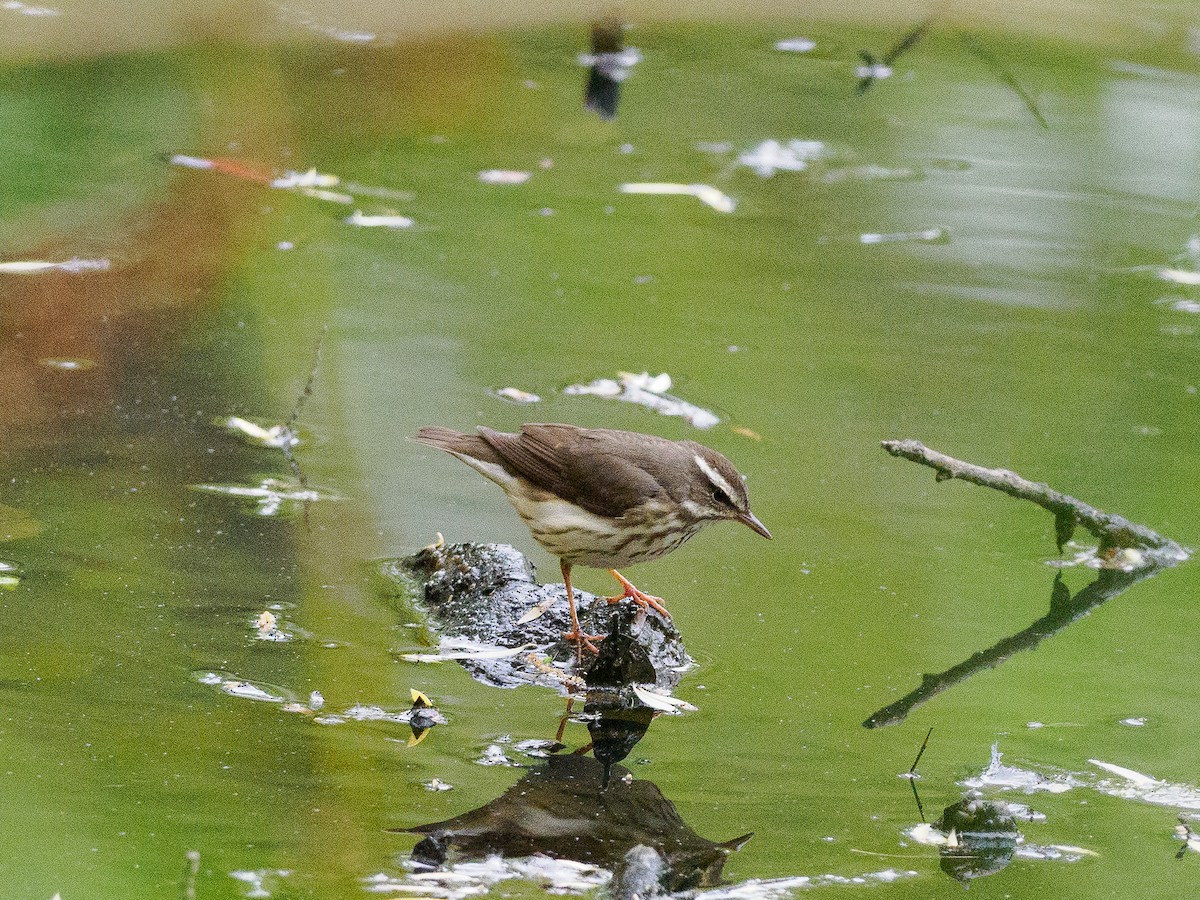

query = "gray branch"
866;441;1190;727
881;439;1189;562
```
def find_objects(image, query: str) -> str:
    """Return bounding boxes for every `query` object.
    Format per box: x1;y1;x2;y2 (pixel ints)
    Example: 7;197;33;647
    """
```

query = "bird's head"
677;442;771;539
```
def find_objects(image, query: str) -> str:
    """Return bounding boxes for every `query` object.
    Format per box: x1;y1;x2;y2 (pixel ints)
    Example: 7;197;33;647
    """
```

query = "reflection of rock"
396;754;751;894
587;698;656;788
937;792;1018;883
381;542;691;691
384;543;724;892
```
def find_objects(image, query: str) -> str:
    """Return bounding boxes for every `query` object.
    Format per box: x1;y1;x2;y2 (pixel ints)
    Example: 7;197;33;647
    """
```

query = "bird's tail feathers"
414;425;466;449
414;426;502;465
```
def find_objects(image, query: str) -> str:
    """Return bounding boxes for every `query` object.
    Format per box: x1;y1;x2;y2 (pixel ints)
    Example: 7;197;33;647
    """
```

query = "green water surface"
2;13;1200;899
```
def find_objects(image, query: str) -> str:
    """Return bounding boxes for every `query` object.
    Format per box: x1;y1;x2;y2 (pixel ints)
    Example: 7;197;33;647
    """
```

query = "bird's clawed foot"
563;629;606;658
605;569;672;619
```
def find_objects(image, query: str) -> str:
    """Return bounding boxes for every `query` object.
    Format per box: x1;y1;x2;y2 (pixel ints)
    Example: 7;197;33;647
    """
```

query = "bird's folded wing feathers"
479;424;663;519
477;425;570;495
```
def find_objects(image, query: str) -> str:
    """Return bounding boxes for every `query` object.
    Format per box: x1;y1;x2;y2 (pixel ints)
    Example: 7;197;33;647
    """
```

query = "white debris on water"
345;210;415;229
696;868;917;899
563;371;720;429
774;37;816;53
859;227;947;245
192;477;333;516
632;684;698;714
220;416;298;449
476;744;517;767
479;170;532;185
363;855;610;899
963;744;1200;811
0;257;110;274
963;744;1077;794
738;139;829;177
619;182;736;213
493;387;541;404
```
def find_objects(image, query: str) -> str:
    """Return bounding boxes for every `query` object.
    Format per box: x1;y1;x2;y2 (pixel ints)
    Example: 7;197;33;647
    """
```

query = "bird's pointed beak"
737;511;772;539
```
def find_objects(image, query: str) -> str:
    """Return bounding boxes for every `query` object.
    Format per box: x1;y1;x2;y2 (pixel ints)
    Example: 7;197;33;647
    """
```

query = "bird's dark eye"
711;487;732;506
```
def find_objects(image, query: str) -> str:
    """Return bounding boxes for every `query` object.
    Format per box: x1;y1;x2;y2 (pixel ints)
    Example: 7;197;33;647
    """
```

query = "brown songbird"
415;423;771;655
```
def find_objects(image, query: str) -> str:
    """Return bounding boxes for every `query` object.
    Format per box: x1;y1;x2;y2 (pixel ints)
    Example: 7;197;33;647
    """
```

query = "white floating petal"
0;257;110;274
272;168;341;189
494;387;541;404
1089;759;1160;788
168;154;216;170
564;371;719;429
478;169;532;185
517;596;557;624
620;182;736;213
775;37;816;52
632;684;697;713
402;643;533;663
859;228;946;245
345;210;415;229
1156;267;1200;285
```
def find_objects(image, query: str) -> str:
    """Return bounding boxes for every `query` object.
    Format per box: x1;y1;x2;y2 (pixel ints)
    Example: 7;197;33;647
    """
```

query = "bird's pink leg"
605;569;672;619
561;560;604;657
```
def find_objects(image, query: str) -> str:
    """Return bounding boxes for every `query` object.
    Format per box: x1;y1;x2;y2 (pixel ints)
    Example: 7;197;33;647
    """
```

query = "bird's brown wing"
479;424;666;519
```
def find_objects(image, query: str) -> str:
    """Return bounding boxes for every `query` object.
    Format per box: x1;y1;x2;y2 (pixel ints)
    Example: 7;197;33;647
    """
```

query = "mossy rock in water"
378;541;691;692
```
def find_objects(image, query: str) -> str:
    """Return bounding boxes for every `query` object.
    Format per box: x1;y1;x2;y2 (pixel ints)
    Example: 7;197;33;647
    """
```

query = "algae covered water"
2;6;1200;898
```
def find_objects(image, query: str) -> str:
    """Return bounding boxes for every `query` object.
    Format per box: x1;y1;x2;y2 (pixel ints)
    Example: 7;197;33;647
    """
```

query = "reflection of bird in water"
581;15;642;119
416;424;770;657
855;18;931;95
395;754;752;893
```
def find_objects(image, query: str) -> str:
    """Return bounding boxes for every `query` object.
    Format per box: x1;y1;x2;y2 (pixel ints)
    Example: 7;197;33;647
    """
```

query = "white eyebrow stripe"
693;454;737;500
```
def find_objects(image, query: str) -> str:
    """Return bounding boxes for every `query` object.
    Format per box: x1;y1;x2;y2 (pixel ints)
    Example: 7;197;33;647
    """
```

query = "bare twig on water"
279;326;328;528
881;439;1189;562
281;325;328;488
957;33;1048;128
856;18;932;95
865;441;1189;728
906;727;932;822
909;727;932;774
853;17;1046;128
